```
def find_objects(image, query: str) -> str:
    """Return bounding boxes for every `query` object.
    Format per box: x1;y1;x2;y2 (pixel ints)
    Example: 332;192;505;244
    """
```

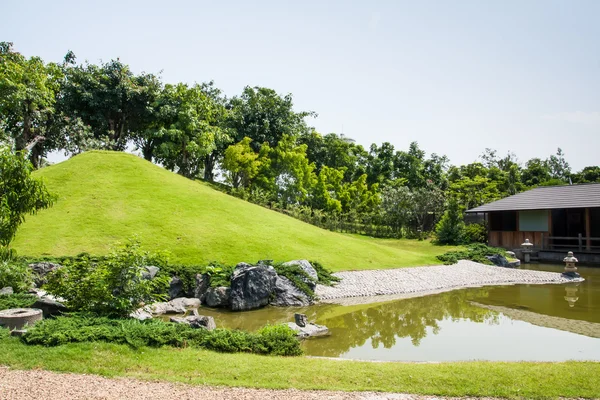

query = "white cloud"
542;111;600;125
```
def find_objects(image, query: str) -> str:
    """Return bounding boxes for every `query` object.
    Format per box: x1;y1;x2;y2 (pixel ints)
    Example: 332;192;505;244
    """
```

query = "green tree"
435;198;465;245
222;137;269;189
546;148;571;182
0;42;64;167
228;86;314;149
521;158;551;187
152;83;228;178
0;147;55;247
61;58;162;151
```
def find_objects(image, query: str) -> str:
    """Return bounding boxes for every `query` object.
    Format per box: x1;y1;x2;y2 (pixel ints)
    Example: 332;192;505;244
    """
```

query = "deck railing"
543;234;600;252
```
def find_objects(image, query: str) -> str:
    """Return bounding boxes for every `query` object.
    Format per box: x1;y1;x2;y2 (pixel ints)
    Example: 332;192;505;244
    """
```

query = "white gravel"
0;367;502;400
316;260;578;302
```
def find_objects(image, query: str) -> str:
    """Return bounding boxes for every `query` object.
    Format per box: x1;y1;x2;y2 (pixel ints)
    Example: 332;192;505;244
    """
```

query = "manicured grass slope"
0;338;598;398
13;151;452;270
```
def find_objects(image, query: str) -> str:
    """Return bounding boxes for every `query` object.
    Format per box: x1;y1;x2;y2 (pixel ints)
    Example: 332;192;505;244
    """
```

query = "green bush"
0;293;37;310
310;260;340;286
464;222;488;244
0;259;34;292
273;263;317;300
436;243;508;265
21;316;302;356
45;240;170;317
435;199;465;245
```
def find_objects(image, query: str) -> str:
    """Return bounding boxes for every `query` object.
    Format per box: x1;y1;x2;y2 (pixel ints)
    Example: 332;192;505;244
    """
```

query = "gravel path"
0;367;502;400
316;260;577;303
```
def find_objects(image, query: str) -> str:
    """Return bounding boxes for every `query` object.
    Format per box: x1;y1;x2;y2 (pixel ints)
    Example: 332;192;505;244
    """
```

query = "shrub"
435;199;465;245
45;240;170;317
0;293;37;310
273;262;316;300
310;260;340;286
21;316;302;356
436;243;508;265
464;222;487;244
0;259;34;292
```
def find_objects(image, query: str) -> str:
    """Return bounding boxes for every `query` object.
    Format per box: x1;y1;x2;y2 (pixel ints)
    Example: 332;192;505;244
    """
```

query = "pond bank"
316;260;578;305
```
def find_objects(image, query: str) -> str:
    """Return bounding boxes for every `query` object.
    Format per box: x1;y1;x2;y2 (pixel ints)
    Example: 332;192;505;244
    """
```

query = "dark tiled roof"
466;183;600;213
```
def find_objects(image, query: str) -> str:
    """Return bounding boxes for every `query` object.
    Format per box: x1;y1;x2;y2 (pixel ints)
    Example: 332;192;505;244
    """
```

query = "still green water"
190;264;600;362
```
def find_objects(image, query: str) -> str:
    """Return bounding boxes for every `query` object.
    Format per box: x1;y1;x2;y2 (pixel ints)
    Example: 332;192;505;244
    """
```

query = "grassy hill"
12;151;454;271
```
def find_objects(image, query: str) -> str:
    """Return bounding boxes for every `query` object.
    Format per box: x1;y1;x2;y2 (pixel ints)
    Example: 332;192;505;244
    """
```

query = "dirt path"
0;366;502;400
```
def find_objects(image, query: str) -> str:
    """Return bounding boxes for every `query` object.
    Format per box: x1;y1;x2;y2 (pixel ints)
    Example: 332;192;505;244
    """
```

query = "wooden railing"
543;235;600;252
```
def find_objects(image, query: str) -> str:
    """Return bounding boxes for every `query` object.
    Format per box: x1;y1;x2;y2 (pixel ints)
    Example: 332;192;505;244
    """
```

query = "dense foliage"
0;259;33;292
45;240;170;316
20;316;302;356
0;147;54;247
0;293;36;309
436;244;509;265
3;41;599;242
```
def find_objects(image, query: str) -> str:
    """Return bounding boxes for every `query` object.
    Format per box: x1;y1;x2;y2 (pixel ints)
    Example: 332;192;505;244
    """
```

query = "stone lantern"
521;239;534;263
562;251;581;278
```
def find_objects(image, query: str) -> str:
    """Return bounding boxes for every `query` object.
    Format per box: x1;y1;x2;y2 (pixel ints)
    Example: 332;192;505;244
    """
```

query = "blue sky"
2;0;599;169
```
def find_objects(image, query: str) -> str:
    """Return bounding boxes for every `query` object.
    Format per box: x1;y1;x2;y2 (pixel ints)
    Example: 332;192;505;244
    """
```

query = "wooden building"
466;183;600;253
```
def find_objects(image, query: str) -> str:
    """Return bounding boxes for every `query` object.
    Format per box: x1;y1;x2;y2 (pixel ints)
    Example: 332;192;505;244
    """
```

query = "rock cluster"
165;260;318;312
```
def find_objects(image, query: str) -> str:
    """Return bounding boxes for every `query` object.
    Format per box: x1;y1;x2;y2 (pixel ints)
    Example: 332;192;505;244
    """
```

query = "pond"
185;263;600;362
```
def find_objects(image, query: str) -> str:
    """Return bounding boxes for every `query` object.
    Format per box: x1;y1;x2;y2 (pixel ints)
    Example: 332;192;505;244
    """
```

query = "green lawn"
0;337;598;398
12;151;457;271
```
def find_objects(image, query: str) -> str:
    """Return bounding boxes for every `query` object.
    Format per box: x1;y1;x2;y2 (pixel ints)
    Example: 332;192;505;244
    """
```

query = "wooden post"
578;233;583;252
585;208;591;251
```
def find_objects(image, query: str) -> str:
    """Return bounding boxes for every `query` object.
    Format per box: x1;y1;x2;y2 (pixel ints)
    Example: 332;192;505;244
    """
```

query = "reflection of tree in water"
304;289;499;357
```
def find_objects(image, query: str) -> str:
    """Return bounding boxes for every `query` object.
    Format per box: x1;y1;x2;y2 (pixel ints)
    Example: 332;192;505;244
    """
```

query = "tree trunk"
203;152;216;181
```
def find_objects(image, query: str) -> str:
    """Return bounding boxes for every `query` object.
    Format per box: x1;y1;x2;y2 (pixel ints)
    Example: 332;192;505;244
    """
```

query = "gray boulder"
169;297;201;309
270;276;311;307
29;262;61;287
168;276;184;299
282;260;318;290
141;266;160;280
286;322;329;338
205;286;231;308
169;314;216;330
194;273;211;301
230;263;277;311
294;313;308;327
149;301;186;315
32;298;67;318
130;307;153;321
486;254;510;267
0;287;14;296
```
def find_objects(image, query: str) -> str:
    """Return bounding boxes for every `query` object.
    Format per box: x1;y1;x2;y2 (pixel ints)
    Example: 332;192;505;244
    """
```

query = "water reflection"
564;283;580;308
305;289;499;357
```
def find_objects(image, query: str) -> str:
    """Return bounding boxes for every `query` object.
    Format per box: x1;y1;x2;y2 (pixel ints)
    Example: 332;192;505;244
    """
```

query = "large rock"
169;314;216;330
270;276;311;307
282;260;318;290
194;273;211;301
486;254;510;267
0;287;14;296
29;262;61;287
32;298;67;318
230;263;277;311
286;322;329;338
169;297;201;309
141;266;160;280
130;306;153;321
148;301;186;315
205;286;231;308
168;276;184;299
